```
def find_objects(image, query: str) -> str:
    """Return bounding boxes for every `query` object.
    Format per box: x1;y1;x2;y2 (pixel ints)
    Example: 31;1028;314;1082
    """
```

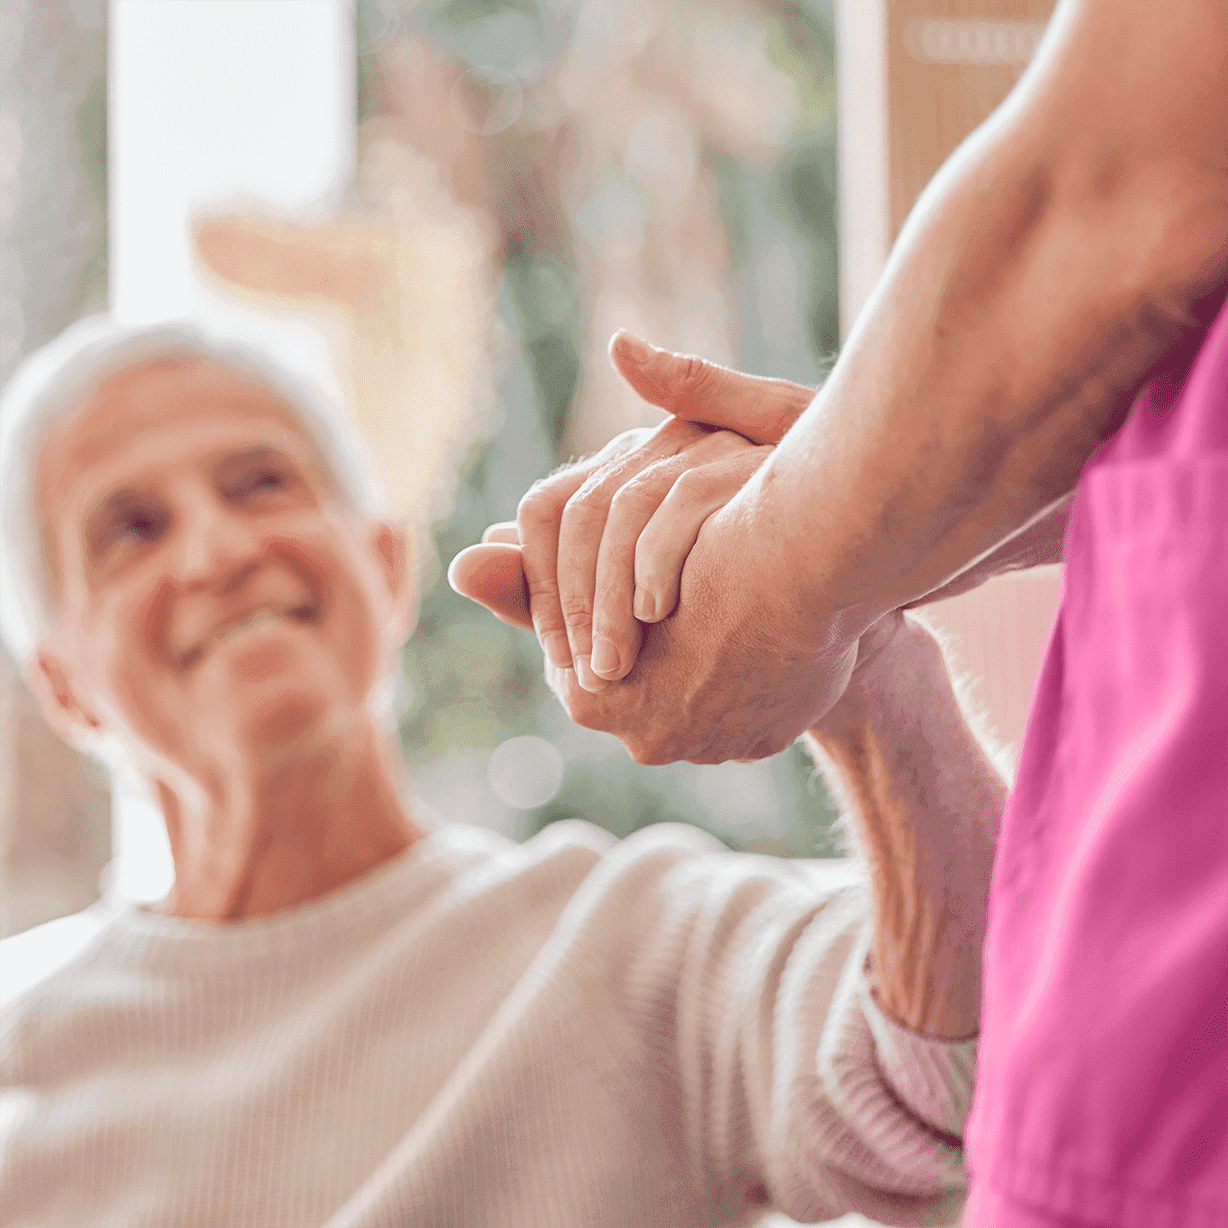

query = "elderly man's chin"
185;626;364;759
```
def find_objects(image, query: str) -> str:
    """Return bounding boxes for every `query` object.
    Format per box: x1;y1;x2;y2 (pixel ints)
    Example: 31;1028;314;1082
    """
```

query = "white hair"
0;314;388;666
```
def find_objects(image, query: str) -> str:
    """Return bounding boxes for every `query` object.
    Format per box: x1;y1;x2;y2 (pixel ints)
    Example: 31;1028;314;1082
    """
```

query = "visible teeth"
208;609;282;652
182;606;314;667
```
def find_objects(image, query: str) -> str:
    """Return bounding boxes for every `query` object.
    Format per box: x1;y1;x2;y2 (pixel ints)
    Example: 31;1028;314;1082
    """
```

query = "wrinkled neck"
152;724;423;921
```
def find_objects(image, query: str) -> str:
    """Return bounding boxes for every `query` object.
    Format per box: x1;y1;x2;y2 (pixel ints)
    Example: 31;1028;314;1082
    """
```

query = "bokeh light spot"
449;67;523;136
487;735;565;810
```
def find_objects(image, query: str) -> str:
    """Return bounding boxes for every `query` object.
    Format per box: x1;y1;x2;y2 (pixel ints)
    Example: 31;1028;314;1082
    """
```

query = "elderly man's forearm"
805;617;1004;1038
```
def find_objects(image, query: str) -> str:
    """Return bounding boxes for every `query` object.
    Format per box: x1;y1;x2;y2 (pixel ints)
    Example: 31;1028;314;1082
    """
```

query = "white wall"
110;0;354;323
834;0;889;339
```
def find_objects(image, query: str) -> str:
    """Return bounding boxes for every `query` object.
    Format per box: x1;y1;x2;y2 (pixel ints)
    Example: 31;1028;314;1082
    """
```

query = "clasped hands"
449;331;872;764
449;329;1068;765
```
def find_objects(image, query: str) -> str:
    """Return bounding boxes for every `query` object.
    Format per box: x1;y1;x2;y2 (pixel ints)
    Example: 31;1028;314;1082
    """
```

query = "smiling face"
33;358;410;786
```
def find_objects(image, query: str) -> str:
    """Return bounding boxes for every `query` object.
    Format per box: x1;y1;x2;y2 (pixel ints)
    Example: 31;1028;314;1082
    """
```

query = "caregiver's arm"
807;612;1004;1039
747;0;1228;635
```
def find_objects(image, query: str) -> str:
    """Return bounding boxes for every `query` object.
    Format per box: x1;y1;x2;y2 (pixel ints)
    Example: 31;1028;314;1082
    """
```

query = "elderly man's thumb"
607;330;817;445
447;543;534;631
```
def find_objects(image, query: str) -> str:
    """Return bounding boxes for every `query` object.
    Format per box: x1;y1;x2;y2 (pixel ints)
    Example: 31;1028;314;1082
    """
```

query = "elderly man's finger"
580;458;691;680
516;469;595;667
583;457;685;680
516;429;650;670
447;543;533;631
608;330;817;445
633;447;773;624
481;521;519;544
556;421;728;690
554;473;614;692
587;437;756;680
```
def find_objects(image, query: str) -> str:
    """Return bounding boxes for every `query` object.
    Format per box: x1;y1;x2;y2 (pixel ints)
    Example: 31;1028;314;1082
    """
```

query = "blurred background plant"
349;0;846;855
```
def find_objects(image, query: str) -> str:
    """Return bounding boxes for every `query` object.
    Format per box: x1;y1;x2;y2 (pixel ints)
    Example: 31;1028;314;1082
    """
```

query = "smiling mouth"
179;605;318;670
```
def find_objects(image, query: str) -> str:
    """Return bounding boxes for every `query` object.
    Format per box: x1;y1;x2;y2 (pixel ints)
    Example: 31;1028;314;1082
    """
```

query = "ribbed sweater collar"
92;822;508;977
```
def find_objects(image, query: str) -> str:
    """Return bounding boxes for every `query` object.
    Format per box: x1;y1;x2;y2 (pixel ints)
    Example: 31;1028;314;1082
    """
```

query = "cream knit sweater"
0;820;976;1228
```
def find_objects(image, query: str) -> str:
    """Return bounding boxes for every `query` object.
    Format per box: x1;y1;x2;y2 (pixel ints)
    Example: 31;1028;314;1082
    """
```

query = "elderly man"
0;316;1002;1228
456;2;1228;1226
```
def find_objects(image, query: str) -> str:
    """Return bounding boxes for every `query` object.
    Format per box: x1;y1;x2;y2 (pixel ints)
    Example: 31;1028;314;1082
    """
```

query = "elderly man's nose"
171;504;261;585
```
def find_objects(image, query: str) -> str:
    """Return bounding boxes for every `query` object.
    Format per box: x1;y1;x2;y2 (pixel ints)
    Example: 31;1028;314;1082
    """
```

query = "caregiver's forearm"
743;0;1228;638
806;615;1004;1039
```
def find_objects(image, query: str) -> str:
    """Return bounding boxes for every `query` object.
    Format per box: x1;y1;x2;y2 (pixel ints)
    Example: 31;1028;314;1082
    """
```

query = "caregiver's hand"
555;502;862;765
453;475;867;763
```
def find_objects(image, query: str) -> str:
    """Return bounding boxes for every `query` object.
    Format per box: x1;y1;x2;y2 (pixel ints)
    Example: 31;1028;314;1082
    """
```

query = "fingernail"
543;632;572;668
590;637;621;677
574;655;608;692
633;588;656;622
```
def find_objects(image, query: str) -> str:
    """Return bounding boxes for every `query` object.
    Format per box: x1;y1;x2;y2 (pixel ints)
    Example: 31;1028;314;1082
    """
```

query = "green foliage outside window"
359;0;848;857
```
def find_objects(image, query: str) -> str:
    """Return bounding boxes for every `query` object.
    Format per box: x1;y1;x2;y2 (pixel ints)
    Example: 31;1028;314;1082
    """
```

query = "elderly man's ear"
29;650;104;750
372;521;420;644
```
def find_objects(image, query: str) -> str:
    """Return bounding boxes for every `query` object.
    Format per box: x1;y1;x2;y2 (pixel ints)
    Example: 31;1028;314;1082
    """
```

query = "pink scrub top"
963;300;1228;1228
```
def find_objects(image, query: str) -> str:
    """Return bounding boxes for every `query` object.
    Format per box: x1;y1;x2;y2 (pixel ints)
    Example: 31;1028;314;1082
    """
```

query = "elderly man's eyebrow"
211;442;320;484
214;443;293;469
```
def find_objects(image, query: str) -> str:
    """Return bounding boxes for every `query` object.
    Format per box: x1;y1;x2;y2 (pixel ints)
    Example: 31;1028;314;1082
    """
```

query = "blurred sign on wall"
887;0;1055;240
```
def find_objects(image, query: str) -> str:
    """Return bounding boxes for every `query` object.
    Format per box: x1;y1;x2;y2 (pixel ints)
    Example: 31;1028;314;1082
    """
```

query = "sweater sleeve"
858;969;978;1145
622;824;975;1227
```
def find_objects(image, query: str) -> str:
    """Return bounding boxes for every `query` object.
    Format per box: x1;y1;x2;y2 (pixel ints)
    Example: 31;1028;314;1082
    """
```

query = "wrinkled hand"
449;332;818;691
447;330;1072;764
482;505;863;764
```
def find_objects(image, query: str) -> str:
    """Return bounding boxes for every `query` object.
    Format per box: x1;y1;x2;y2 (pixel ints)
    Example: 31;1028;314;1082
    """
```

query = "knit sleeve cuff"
857;966;979;1143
